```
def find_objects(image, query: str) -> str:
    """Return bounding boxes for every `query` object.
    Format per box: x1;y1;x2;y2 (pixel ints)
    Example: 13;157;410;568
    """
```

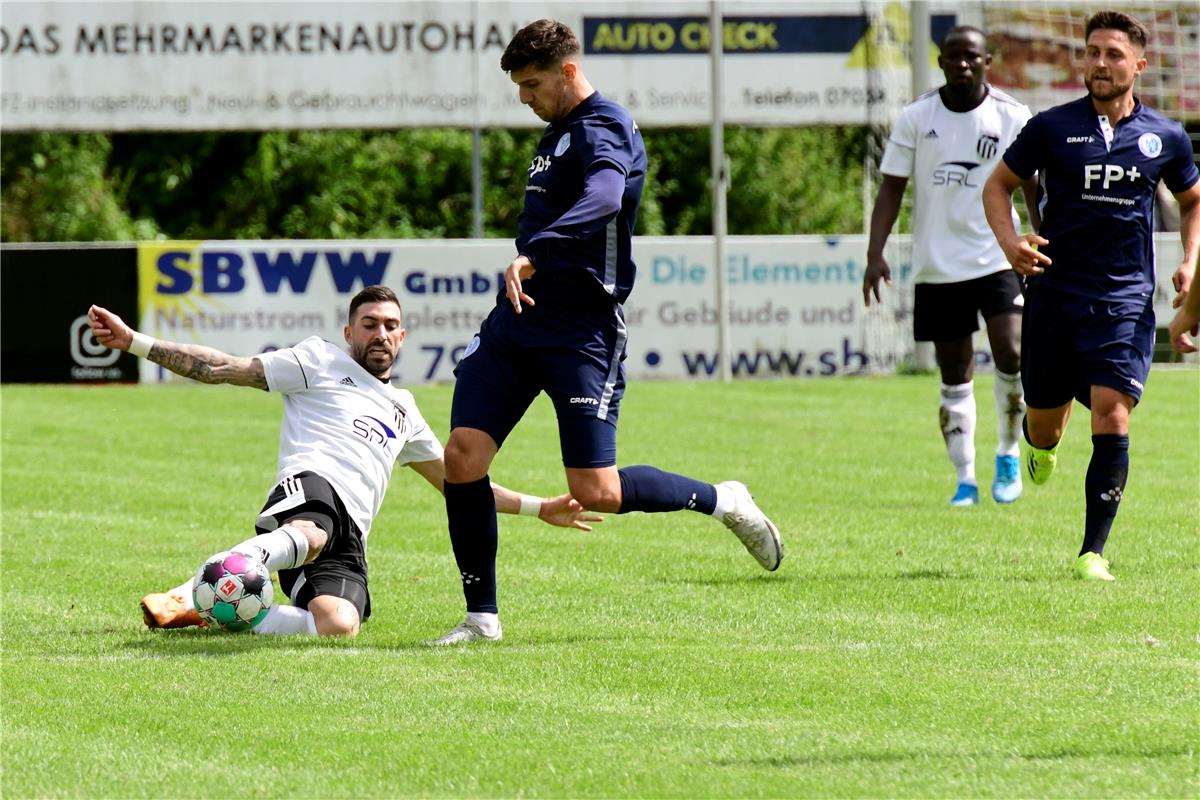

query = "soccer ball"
192;550;273;631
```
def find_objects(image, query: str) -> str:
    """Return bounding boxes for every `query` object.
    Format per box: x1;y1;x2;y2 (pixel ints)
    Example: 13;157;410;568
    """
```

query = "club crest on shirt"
1137;132;1162;158
976;133;1000;160
554;132;571;156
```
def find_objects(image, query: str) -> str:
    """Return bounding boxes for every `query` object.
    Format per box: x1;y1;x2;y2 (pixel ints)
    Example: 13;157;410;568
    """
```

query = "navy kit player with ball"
88;286;597;636
983;10;1200;580
432;20;784;645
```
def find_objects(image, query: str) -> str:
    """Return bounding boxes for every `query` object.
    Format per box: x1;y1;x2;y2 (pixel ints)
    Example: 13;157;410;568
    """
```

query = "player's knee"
444;435;491;483
283;519;328;562
568;483;621;513
992;348;1020;375
310;600;361;637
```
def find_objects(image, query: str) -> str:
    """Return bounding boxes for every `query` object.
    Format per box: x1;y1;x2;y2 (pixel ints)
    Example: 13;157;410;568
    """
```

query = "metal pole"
472;128;484;238
912;1;932;96
710;1;731;382
911;1;935;371
470;0;484;238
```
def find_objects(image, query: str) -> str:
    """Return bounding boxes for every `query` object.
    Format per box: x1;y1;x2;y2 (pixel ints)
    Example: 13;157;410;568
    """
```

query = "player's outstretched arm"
87;304;267;389
408;459;603;531
1167;183;1200;353
983;162;1050;275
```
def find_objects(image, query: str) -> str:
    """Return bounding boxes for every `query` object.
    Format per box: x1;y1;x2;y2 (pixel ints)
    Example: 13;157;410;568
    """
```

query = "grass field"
2;371;1197;798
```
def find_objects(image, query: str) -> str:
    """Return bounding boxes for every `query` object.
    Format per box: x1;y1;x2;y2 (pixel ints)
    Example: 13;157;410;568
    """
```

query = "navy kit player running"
865;25;1039;508
88;286;597;636
983;10;1200;581
432;20;783;645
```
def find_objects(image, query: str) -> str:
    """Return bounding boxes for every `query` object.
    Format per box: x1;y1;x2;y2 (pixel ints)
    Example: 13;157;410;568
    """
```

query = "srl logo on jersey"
352;415;397;448
1138;132;1163;158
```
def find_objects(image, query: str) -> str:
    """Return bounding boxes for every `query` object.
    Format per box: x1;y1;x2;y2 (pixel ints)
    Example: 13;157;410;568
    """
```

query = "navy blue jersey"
1002;97;1198;300
516;92;646;307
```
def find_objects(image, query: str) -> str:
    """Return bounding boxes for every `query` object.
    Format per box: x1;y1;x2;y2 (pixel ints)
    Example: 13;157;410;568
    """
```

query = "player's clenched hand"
862;253;892;306
1167;306;1199;353
1169;264;1193;309
1002;233;1051;276
538;493;604;531
505;255;537;314
86;305;133;351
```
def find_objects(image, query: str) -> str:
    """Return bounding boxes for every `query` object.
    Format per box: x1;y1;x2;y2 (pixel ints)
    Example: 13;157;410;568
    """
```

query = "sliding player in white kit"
86;286;598;637
864;25;1041;506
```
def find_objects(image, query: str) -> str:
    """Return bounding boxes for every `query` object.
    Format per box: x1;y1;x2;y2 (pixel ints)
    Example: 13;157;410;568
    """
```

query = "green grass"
2;371;1198;798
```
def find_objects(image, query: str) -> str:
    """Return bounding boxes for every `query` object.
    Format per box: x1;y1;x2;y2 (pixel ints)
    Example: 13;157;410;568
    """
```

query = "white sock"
940;382;977;484
168;579;195;609
232;526;310;572
466;611;500;635
711;483;736;518
994;370;1025;457
252;604;317;636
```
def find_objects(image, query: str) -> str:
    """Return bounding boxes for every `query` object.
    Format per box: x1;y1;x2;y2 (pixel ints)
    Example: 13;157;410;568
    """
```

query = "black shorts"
255;471;370;620
913;270;1024;342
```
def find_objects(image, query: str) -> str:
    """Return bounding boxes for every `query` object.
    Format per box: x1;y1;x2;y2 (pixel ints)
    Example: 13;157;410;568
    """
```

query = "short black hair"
348;285;401;325
500;19;580;73
1085;10;1148;50
940;25;987;50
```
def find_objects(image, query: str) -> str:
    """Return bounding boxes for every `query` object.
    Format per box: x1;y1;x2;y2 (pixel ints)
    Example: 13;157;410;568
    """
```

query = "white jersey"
256;337;443;539
880;86;1031;284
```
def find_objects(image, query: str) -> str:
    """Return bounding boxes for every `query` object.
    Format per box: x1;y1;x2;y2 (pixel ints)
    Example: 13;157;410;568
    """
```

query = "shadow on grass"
713;743;1193;768
654;573;802;587
121;628;362;657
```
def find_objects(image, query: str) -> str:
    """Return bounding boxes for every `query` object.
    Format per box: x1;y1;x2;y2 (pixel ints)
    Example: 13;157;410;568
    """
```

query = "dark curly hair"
1085;10;1148;50
500;19;580;72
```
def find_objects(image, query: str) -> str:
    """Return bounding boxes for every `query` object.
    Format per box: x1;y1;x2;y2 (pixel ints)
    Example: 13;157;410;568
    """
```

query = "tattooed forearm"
149;343;216;382
146;341;267;389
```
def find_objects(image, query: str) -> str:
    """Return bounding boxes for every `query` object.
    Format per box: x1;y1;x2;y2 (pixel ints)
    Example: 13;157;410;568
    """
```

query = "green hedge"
1;127;866;242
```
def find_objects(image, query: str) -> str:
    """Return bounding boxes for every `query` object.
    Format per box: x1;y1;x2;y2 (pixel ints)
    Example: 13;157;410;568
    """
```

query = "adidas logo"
339;376;356;387
924;129;939;139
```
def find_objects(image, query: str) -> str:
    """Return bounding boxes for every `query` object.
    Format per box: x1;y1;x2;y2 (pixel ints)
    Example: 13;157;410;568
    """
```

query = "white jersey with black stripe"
880;86;1032;284
256;337;443;538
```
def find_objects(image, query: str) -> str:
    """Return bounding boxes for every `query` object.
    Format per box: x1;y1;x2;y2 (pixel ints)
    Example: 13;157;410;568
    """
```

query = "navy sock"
444;475;498;613
617;465;716;514
1081;434;1129;556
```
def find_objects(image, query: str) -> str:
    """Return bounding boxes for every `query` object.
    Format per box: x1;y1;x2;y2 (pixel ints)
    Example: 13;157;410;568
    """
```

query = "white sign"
135;236;912;384
135;235;1191;385
2;1;955;130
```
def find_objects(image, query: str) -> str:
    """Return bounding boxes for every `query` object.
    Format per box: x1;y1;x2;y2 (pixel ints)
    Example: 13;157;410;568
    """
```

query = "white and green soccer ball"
192;550;272;631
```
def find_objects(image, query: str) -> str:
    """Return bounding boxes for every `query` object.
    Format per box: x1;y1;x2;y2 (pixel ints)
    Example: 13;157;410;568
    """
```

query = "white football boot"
427;614;503;646
716;481;784;571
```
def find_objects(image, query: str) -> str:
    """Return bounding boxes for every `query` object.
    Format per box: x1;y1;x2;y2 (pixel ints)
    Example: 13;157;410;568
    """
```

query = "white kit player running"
864;25;1041;506
86;285;598;637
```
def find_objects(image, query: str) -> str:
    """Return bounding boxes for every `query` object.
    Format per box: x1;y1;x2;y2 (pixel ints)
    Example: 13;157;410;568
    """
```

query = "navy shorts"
255;471;370;620
913;269;1024;342
1021;284;1154;410
451;306;627;469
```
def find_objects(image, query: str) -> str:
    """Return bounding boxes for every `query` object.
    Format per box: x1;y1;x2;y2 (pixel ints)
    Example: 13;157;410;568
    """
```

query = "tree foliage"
1;127;867;242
